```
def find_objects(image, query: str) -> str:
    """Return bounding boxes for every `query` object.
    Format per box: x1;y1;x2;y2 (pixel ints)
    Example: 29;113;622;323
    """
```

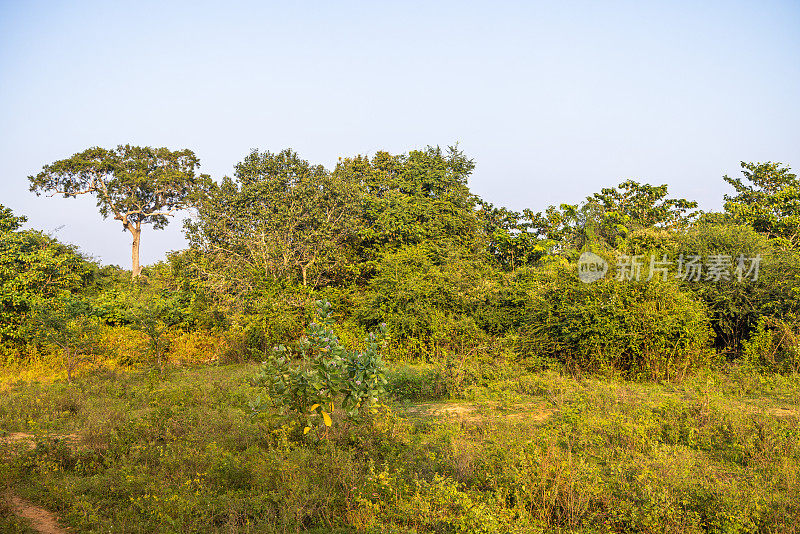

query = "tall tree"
29;145;211;277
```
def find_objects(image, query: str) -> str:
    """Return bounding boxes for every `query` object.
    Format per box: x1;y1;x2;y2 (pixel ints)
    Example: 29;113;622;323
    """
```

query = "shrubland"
2;149;800;531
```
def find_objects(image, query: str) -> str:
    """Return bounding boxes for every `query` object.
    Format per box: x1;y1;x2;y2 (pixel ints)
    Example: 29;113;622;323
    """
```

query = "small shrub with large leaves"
250;300;388;433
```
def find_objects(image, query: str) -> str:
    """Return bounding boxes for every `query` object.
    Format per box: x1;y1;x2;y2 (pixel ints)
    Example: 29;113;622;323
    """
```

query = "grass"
1;361;799;533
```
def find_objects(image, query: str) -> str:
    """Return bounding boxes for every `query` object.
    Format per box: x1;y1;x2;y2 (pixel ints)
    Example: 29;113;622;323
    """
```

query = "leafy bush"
356;243;495;362
0;205;94;343
94;282;189;372
675;222;775;355
742;316;800;373
24;292;99;382
385;365;447;401
251;300;388;434
518;263;713;380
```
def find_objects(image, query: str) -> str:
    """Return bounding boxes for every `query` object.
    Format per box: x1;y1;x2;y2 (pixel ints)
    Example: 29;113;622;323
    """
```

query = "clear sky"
1;0;798;268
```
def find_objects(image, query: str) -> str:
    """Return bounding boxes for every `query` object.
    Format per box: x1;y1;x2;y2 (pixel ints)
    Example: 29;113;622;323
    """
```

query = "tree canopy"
29;145;211;277
724;161;800;248
15;146;800;373
187;148;363;290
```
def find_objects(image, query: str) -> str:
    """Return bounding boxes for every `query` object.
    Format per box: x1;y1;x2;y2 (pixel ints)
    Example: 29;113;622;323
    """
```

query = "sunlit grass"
1;360;799;532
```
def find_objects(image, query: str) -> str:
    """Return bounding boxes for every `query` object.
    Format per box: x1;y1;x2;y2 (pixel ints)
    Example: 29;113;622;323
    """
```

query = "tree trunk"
130;223;142;278
65;348;72;383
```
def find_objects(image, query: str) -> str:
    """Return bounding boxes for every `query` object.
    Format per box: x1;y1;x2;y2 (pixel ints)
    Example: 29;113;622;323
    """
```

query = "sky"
1;0;798;268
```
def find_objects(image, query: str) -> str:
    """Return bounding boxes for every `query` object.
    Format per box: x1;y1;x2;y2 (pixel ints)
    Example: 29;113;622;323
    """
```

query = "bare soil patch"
406;401;555;423
3;492;69;534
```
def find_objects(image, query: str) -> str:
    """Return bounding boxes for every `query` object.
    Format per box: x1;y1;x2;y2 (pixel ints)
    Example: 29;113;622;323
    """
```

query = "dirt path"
1;432;71;533
4;492;69;534
0;432;37;449
405;401;555;423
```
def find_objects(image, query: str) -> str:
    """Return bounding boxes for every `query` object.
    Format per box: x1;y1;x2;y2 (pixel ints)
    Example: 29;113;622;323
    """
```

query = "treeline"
3;147;799;380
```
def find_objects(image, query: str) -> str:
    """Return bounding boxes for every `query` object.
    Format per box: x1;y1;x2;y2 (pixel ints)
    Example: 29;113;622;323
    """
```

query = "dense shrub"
742;316;800;374
518;263;713;380
355;243;495;362
0;205;94;343
675;222;776;355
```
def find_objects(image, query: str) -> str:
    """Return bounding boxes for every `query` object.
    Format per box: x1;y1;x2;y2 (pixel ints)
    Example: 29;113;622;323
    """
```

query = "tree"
334;146;480;262
29;145;211;277
531;181;698;256
590;180;698;231
187;148;363;289
476;201;549;270
0;204;26;234
530;202;598;256
723;161;800;249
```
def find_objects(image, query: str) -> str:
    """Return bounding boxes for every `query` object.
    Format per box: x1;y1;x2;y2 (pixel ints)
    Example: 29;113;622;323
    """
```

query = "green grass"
1;362;799;533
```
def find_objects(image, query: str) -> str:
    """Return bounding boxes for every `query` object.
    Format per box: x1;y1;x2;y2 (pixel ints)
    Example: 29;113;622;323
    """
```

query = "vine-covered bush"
518;264;713;380
250;300;388;434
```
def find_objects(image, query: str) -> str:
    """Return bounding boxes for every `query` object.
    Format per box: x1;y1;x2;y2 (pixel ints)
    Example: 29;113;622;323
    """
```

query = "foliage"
476;201;550;270
93;281;188;370
127;290;186;373
0;204;27;233
251;301;388;433
29;145;212;276
590;179;698;231
530;181;697;257
23;292;98;382
742;316;800;373
519;263;713;380
724;161;800;248
355;242;494;362
187;148;363;289
334;146;481;269
675;222;775;355
11;148;800;386
0;204;93;343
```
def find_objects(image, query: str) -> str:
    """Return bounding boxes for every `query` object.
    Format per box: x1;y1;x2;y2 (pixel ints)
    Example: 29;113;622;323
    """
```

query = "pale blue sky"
1;0;798;267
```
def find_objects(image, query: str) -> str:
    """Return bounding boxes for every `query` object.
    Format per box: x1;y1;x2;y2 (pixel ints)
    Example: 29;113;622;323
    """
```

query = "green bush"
250;300;388;434
518;263;713;380
355;243;495;362
742;316;800;374
675;222;775;355
385;365;447;401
